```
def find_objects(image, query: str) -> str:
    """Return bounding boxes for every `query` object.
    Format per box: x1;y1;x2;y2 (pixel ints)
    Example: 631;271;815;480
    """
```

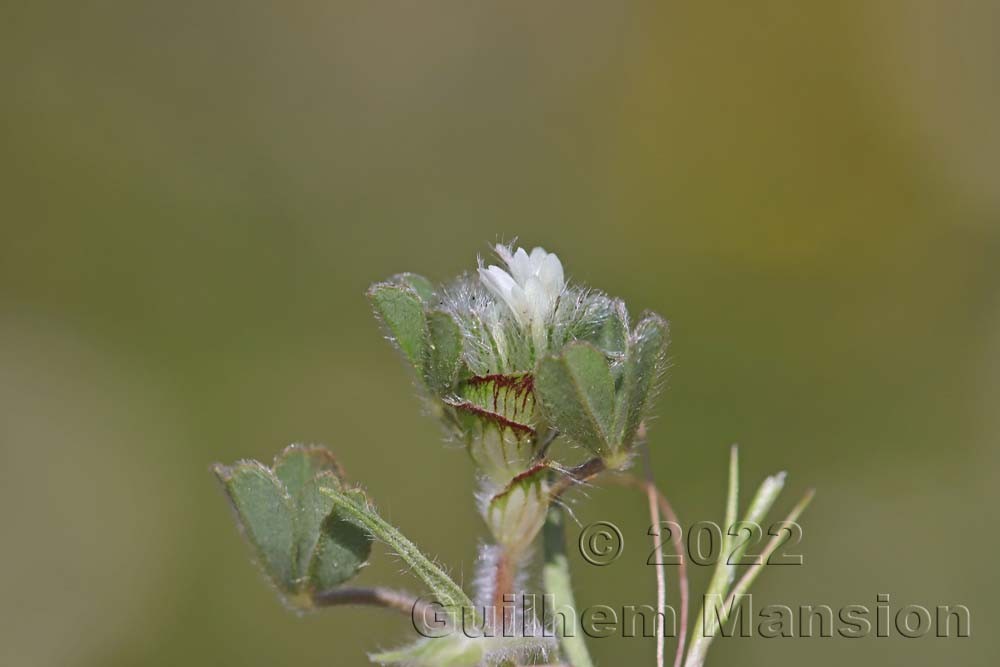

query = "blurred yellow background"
1;2;996;666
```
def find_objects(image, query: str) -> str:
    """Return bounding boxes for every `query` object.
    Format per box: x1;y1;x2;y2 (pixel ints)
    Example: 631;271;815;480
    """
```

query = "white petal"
507;247;533;285
536;253;564;295
506;282;531;326
480;265;530;326
528;247;548;266
523;277;553;323
480;245;566;343
479;266;516;301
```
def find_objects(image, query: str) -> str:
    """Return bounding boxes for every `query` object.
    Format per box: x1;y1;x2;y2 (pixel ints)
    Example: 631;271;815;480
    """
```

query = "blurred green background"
2;2;997;665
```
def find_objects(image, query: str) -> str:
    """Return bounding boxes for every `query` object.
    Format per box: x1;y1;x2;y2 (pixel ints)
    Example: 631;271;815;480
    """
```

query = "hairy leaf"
214;445;371;606
368;283;429;372
424;310;463;393
391;272;436;302
535;341;615;455
596;298;629;361
614;312;669;453
213;461;296;592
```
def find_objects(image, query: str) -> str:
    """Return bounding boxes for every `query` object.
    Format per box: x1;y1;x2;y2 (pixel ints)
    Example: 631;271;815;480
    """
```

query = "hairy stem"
491;547;516;634
321;486;476;619
548;457;606;500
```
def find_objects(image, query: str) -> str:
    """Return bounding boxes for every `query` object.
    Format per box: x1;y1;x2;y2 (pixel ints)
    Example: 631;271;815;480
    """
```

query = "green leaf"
723;488;814;601
321;485;475;616
214;445;372;607
273;445;368;589
213;461;297;592
298;473;372;590
685;468;814;667
293;472;338;576
308;498;374;590
424;310;463;393
733;470;786;565
535;341;615;455
614;312;669;454
368;282;429;372
596;299;629;361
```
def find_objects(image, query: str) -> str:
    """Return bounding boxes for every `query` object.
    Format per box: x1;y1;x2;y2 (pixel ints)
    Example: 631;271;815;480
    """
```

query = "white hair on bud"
440;280;623;378
440;273;532;374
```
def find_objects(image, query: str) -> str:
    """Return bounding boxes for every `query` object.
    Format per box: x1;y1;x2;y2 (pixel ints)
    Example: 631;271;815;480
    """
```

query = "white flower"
478;245;565;353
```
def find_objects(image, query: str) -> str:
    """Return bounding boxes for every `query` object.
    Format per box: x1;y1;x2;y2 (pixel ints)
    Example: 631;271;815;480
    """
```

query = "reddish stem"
491;548;516;634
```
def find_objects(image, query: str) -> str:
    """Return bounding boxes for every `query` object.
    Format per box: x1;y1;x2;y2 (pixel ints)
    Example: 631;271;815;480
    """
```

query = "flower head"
369;240;669;472
478;245;565;354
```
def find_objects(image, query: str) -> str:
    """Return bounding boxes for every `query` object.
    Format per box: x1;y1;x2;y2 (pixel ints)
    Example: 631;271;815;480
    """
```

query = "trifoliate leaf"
213;445;372;607
535;341;615;455
368;283;429;373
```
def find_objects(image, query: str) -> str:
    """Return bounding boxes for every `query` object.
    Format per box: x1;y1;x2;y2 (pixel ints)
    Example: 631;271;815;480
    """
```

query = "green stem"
542;503;595;667
322;487;476;619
